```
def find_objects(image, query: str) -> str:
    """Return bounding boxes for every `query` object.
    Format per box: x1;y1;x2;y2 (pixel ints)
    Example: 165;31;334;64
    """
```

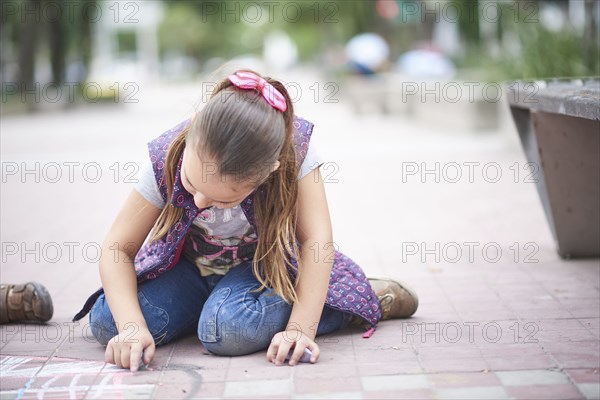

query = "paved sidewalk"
1;74;599;399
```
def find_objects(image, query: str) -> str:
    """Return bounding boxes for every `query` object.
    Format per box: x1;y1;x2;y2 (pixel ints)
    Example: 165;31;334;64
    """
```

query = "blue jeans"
89;257;352;356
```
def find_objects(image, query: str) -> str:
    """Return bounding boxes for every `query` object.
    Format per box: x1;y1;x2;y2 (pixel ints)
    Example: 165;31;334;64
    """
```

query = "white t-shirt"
134;140;324;276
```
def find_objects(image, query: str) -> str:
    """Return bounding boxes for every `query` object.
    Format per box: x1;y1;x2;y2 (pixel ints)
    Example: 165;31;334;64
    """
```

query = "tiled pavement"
1;73;599;399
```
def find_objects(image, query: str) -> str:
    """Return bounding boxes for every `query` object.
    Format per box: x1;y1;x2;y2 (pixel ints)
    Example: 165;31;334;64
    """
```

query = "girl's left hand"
267;329;320;366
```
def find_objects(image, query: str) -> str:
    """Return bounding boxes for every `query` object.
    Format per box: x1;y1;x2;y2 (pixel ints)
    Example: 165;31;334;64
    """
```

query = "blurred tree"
453;0;480;46
339;1;377;35
18;0;39;110
13;0;40;111
7;0;95;111
48;0;66;85
76;0;94;82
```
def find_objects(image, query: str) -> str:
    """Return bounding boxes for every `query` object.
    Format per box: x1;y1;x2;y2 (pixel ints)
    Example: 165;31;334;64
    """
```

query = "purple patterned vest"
73;116;381;330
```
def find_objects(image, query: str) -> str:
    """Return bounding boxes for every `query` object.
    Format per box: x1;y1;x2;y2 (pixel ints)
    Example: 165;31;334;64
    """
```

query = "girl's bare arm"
289;167;334;339
267;167;334;365
99;189;162;333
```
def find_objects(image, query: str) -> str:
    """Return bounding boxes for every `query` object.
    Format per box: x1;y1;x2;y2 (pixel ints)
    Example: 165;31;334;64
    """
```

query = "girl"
72;69;418;371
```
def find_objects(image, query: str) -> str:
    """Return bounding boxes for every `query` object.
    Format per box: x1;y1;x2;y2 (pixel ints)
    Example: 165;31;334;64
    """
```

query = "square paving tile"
496;369;570;386
356;361;424;376
428;371;503;388
294;377;362;394
505;384;585;400
224;379;293;398
293;362;358;379
435;386;510;400
485;354;557;371
420;356;490;373
578;319;600;331
152;382;224;400
565;368;600;383
577;383;600;400
362;389;436;399
226;365;292;381
361;374;430;391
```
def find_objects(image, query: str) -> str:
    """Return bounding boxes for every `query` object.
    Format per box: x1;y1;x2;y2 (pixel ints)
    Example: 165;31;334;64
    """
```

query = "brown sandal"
0;282;53;324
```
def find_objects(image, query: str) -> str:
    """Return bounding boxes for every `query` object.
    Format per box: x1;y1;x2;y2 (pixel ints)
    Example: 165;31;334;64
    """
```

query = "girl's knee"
88;293;171;347
89;296;147;346
198;320;272;356
197;311;252;356
197;305;276;356
88;297;118;346
197;286;290;356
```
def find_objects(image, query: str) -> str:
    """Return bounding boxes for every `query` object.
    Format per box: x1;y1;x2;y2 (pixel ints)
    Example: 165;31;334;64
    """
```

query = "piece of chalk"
285;348;313;363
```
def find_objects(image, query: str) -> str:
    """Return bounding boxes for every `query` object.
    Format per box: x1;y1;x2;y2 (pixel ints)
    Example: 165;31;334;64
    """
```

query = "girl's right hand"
105;325;155;371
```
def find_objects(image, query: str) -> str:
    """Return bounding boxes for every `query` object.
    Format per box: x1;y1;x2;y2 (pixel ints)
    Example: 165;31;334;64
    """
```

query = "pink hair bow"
228;71;287;112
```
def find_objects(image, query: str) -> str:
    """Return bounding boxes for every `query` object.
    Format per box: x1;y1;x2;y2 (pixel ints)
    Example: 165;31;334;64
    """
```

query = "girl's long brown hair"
149;69;300;303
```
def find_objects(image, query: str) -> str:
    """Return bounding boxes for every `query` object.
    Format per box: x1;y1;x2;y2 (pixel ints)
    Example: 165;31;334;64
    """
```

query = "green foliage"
158;2;219;61
497;24;598;80
116;32;137;56
451;0;480;45
158;0;380;64
453;1;599;82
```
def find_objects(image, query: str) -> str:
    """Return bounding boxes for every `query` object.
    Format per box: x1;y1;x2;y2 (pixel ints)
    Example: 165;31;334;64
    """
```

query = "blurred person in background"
345;32;391;75
396;42;456;79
